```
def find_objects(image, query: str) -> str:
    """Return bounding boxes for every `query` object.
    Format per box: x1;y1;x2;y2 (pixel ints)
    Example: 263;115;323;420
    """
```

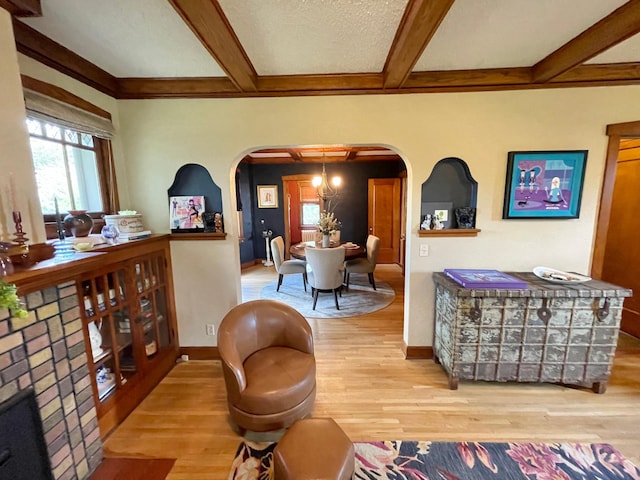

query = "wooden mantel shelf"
168;232;227;241
418;228;481;238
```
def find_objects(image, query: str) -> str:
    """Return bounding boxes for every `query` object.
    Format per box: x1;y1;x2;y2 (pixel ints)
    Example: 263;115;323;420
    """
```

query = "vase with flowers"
317;211;341;248
0;280;28;319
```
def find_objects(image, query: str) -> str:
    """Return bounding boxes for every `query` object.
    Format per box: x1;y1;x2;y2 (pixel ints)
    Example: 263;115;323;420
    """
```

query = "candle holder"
12;211;29;246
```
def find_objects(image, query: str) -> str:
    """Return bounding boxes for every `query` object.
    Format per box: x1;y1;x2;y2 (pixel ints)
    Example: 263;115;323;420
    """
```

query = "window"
299;181;320;226
27;117;103;214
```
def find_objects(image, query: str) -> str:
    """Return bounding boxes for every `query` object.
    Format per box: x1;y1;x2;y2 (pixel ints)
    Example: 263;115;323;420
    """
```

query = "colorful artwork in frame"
170;195;205;230
502;150;588;219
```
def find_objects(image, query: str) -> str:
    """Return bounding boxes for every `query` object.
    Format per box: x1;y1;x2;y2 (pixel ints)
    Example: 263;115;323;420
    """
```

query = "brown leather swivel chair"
218;299;316;432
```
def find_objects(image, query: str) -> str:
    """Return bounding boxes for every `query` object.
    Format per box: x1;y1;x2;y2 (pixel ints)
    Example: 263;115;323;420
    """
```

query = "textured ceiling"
414;0;629;70
216;0;409;75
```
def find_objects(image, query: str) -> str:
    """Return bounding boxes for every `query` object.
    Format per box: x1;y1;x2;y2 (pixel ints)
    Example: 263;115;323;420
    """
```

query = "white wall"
7;18;640;347
0;12;45;242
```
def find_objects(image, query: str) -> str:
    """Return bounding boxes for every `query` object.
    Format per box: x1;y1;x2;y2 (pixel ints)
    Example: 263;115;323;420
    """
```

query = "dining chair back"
344;235;380;290
305;246;345;310
271;236;307;292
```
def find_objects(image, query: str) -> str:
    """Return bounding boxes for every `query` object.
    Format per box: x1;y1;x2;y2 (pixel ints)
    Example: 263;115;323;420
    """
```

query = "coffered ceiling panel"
414;0;629;70
20;0;226;77
216;0;409;75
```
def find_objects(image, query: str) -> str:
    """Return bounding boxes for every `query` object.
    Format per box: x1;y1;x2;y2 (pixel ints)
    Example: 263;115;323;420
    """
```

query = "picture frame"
257;185;278;208
502;150;587;219
170;195;205;230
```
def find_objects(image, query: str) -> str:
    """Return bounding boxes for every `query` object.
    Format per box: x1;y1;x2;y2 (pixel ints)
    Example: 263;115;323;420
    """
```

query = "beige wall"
6;16;640;348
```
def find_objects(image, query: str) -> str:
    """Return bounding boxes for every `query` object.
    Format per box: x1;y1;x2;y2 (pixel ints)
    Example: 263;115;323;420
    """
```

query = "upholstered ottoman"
274;418;355;480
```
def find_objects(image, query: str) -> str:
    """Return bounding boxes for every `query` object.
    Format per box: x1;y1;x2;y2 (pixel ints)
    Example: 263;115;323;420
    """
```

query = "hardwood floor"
103;264;640;479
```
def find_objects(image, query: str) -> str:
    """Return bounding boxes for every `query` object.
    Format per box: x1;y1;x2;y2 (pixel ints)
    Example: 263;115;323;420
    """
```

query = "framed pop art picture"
502;150;588;219
170;195;205;230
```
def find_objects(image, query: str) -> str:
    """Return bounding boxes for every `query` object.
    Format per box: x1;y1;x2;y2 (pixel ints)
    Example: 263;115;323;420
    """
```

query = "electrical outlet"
206;324;215;336
419;244;429;257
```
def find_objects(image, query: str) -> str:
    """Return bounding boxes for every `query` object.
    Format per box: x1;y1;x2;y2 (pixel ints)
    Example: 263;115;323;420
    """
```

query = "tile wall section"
0;280;102;480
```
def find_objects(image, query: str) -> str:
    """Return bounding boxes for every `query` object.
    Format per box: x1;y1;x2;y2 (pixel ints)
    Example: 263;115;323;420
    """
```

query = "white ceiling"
18;0;640;79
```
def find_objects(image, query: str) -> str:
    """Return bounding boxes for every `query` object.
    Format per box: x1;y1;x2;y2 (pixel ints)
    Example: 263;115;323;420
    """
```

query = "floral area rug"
229;440;640;480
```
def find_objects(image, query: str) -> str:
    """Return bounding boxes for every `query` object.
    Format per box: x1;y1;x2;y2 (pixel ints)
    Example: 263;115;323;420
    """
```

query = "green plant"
0;280;28;318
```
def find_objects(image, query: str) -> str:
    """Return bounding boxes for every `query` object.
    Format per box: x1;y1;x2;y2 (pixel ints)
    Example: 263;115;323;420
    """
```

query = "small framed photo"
257;185;278;208
170;195;205;230
502;150;588;219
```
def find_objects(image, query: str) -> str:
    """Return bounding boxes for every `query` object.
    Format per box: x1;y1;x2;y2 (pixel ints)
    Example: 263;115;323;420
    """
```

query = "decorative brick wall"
0;280;102;480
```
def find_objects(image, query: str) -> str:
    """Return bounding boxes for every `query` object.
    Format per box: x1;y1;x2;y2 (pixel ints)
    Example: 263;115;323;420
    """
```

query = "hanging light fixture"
312;151;342;208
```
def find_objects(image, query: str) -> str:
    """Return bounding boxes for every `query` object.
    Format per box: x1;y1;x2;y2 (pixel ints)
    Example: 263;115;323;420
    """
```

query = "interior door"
368;178;401;264
600;139;640;338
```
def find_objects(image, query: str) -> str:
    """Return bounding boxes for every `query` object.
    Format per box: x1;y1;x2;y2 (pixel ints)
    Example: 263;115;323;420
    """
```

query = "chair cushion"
279;260;306;274
345;257;373;273
238;347;316;415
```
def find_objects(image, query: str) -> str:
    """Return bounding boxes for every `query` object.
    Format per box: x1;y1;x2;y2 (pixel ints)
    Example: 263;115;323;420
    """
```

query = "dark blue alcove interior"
167;163;223;232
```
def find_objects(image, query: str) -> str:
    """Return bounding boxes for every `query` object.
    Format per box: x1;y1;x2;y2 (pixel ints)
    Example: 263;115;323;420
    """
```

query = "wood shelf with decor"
78;235;179;436
418;228;481;237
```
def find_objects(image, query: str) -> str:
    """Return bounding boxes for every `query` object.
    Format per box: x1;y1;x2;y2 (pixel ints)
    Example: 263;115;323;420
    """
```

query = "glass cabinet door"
134;254;172;361
80;269;136;403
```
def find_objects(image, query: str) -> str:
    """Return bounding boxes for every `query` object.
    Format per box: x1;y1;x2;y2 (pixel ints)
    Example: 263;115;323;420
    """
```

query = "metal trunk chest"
432;272;632;393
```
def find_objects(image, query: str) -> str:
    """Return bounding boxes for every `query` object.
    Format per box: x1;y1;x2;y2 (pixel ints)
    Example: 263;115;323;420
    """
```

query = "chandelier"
312;152;342;208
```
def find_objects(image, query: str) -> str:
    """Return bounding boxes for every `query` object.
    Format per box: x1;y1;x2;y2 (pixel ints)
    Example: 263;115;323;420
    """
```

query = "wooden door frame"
282;174;315;258
591;120;640;278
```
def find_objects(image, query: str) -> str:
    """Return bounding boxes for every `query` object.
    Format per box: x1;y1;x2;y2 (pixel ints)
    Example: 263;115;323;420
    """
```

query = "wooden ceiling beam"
116;77;238;99
346;151;358;162
258;73;382;92
532;1;640;83
287;149;303;162
12;19;117;96
168;0;257;92
383;0;455;89
0;0;41;16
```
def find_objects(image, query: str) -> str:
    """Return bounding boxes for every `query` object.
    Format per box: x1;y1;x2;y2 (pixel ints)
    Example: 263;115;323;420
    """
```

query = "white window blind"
23;89;115;139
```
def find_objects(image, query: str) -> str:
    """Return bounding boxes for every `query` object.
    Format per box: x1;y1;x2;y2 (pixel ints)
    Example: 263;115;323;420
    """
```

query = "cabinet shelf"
418;228;481;238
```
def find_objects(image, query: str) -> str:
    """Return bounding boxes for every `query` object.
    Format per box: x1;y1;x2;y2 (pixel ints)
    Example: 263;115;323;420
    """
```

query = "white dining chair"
305;246;345;310
271;236;307;292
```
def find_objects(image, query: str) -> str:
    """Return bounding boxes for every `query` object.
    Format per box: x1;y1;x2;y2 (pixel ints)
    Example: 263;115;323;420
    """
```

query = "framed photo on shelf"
502;150;587;219
170;195;205;230
257;185;278;208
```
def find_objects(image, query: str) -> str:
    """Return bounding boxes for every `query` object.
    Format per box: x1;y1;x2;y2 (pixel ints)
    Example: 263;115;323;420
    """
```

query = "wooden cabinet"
78;236;178;435
432;272;632;393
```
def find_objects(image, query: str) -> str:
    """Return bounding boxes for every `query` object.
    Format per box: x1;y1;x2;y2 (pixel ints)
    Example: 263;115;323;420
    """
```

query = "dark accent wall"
242;160;405;263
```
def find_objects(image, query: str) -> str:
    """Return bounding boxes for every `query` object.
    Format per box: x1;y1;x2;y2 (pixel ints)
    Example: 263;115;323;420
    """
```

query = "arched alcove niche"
167;163;225;237
420;157;480;236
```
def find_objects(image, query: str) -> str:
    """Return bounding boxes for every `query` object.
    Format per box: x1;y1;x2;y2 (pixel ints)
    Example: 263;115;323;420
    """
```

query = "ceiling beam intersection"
168;0;257;92
532;0;640;83
383;0;456;89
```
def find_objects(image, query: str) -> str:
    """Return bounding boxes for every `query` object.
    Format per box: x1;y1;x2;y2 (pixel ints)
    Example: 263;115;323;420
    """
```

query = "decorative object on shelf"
420;215;432;230
312;151;342;212
104;212;144;234
53;239;76;262
11;211;29;246
202;212;216;233
101;224;120;244
503;150;588;219
532;266;591;284
54;198;65;241
63;209;94;237
170;195;205;230
455;207;476;229
88;320;103;359
421;202;452;229
257;185;278;208
0;280;27;318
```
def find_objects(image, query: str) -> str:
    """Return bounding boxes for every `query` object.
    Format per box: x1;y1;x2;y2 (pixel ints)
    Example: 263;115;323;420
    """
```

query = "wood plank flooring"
103;264;640;479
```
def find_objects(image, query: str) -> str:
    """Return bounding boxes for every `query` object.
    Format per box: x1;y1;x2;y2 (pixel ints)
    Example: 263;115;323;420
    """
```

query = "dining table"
289;241;365;261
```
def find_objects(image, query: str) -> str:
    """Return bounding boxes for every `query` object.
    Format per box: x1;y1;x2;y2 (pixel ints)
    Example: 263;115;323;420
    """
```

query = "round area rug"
259;274;395;319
